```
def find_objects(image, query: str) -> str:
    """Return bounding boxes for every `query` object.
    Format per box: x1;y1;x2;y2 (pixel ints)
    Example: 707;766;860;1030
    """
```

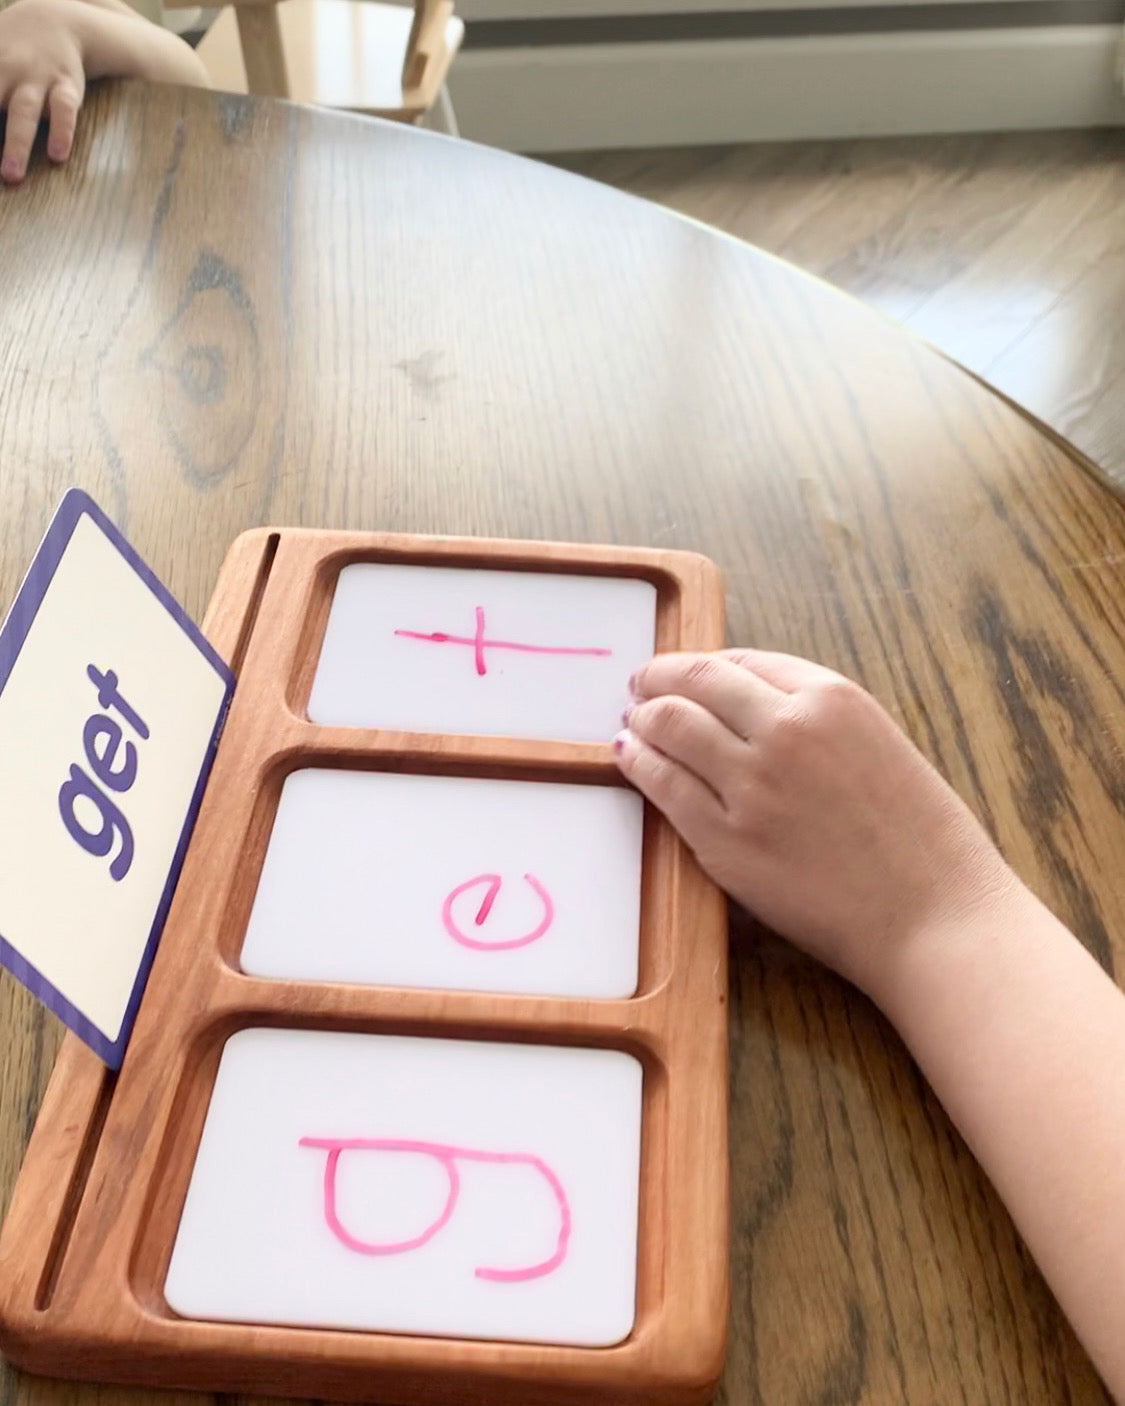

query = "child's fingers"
45;78;82;163
630;652;779;741
720;647;850;694
614;728;724;836
625;694;744;803
1;82;46;182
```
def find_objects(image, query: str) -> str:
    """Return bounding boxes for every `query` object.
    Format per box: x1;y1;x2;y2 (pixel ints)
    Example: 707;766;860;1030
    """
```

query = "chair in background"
168;0;463;133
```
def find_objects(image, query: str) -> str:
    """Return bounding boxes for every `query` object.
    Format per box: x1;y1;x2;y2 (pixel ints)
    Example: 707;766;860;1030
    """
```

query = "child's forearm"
873;886;1125;1399
73;0;145;16
79;7;209;86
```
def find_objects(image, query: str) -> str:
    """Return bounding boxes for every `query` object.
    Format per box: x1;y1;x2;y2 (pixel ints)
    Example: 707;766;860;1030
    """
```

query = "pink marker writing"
395;605;612;677
299;1137;571;1282
442;872;554;951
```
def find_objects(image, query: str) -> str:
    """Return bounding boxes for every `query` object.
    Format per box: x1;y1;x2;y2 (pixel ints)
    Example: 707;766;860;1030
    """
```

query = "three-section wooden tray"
0;527;729;1406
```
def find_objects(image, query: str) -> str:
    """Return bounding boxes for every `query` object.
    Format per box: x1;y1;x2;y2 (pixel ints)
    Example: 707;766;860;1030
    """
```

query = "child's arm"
0;0;208;184
71;0;163;14
616;649;1125;1400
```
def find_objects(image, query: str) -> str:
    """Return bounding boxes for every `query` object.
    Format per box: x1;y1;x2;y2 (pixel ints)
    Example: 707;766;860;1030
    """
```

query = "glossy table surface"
2;79;1123;1406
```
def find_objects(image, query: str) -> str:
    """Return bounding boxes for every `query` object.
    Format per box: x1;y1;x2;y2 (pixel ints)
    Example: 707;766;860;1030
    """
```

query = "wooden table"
1;80;1123;1406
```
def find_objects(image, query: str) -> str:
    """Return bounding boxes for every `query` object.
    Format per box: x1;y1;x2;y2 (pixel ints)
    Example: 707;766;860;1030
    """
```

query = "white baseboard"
448;24;1125;151
457;0;1037;14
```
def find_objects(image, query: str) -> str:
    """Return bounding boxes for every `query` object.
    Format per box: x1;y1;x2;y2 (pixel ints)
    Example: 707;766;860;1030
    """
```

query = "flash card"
0;491;233;1066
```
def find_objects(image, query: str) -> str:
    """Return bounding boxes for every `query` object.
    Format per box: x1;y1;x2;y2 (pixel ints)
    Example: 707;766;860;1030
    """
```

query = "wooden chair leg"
235;5;290;100
436;83;459;137
421;84;459;136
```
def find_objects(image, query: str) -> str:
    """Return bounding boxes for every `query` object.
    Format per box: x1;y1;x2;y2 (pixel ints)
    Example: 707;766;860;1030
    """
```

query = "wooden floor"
554;129;1125;489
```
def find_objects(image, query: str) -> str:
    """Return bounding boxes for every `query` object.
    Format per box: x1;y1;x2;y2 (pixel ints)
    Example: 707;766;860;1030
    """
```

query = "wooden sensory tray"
0;527;729;1406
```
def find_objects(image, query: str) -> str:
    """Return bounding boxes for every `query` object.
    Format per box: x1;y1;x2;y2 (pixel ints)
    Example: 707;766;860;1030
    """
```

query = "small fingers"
614;728;724;837
720;647;848;694
630;652;779;740
625;693;744;801
1;82;46;183
46;77;82;164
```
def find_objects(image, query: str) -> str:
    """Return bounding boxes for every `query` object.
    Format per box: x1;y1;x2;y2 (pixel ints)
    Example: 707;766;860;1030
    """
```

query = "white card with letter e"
0;490;233;1066
241;770;644;998
165;1029;643;1347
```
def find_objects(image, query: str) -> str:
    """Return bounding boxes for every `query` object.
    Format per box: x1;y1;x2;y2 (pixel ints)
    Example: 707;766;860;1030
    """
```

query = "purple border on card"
0;488;235;1069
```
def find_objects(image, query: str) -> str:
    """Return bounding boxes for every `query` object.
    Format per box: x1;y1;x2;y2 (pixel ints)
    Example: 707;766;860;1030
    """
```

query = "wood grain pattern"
553;129;1125;490
2;81;1124;1405
0;529;729;1406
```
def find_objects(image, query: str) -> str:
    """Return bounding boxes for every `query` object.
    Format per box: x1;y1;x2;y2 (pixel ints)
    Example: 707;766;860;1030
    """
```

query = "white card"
165;1029;643;1347
307;564;656;741
0;491;232;1065
241;770;644;998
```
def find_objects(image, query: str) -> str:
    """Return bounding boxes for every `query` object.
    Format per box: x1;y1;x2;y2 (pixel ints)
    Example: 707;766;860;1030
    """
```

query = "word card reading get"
0;491;232;1065
241;770;644;997
309;564;656;740
165;1030;643;1347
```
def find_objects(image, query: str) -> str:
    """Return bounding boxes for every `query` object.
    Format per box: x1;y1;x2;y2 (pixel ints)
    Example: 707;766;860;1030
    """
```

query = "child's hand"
616;649;1017;998
0;0;87;183
0;0;208;185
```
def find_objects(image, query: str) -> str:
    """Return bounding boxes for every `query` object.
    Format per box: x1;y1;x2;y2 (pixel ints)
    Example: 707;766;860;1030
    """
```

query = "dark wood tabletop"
2;78;1123;1406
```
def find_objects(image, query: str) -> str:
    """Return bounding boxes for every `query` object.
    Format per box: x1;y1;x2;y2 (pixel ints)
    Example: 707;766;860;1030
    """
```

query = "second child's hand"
0;0;85;182
0;0;208;185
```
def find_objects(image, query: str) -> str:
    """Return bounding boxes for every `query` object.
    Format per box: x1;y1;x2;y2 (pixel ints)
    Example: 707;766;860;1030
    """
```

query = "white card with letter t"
0;490;233;1066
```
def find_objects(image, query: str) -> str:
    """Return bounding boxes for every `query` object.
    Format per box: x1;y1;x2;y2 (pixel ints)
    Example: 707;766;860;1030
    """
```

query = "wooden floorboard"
551;130;1125;488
